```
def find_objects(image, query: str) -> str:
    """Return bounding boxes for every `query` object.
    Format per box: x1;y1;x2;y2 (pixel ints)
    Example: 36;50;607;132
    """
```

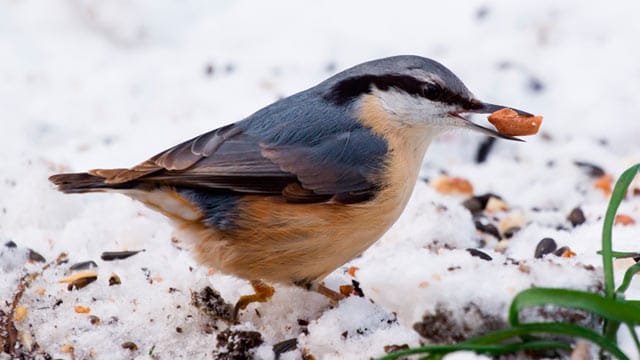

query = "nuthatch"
50;55;532;319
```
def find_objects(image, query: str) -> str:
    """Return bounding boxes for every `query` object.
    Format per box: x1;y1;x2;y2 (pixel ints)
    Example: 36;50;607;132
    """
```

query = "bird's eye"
422;83;443;101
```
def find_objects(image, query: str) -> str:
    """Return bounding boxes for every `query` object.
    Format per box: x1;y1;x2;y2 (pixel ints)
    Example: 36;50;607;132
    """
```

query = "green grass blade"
380;323;628;360
469;323;627;359
509;288;640;325
597;251;640;259
617;262;640;294
602;164;640;299
379;341;571;360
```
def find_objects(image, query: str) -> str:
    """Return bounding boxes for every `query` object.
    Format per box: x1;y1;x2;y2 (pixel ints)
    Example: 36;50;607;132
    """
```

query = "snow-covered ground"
1;1;640;359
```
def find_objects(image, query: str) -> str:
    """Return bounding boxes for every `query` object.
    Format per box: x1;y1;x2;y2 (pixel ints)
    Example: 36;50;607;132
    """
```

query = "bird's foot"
232;279;275;321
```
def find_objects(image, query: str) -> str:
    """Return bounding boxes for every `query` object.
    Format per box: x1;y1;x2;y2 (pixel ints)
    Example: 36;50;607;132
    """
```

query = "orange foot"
233;280;275;320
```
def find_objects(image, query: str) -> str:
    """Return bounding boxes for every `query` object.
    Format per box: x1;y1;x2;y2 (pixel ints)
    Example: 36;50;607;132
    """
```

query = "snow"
1;0;640;359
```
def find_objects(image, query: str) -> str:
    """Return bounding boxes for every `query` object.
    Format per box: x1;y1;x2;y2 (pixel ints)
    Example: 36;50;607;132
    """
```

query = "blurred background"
1;1;640;358
2;0;639;172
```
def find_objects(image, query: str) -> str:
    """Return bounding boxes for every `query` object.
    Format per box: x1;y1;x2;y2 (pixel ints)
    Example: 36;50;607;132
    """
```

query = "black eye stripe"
326;74;476;109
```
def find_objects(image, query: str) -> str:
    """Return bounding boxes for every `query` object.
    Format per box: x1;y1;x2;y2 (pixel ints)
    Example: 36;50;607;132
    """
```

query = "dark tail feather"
49;172;136;194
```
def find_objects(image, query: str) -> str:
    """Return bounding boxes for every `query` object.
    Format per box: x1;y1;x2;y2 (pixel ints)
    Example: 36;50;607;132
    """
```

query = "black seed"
4;240;17;248
351;280;365;297
554;246;570;257
27;249;46;263
121;342;138;351
475;136;496;163
297;319;309;326
473;220;501;239
462;193;502;214
466;248;492;261
573;161;605;178
534;238;557;258
70;261;98;271
176;327;183;333
100;250;144;261
503;226;521;239
89;315;100;325
273;338;298;359
67;276;97;291
567;207;586;227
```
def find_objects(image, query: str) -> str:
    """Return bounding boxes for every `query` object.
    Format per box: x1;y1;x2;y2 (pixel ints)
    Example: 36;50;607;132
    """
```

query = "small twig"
1;253;67;355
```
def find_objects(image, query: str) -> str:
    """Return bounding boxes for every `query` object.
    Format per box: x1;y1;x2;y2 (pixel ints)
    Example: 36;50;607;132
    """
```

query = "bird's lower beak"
449;101;533;142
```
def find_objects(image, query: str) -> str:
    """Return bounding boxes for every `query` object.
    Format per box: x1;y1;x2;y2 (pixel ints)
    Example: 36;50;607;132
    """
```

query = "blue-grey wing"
105;90;389;203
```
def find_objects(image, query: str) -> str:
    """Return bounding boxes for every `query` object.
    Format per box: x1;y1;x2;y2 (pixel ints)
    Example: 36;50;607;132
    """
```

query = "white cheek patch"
370;87;454;126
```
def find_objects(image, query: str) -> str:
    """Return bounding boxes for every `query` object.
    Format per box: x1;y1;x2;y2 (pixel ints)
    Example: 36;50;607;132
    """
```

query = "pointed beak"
470;102;534;117
448;101;533;142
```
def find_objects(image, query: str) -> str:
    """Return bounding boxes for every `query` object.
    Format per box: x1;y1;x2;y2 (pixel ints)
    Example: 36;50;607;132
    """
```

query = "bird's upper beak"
449;101;534;142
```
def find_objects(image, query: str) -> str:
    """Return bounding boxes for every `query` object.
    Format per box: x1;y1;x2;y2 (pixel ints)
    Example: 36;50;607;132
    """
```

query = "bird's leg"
233;279;275;320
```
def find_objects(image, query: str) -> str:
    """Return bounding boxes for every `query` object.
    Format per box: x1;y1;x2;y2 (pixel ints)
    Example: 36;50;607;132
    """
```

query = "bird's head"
323;55;532;141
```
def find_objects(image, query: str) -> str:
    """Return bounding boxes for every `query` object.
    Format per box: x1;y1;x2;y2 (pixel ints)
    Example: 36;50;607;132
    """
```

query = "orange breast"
174;95;437;285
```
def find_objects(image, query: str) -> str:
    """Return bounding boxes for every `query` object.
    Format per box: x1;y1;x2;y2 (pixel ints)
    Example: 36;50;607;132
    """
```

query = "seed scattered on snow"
431;176;474;195
59;270;98;290
347;266;359;277
503;226;521;239
498;212;524;234
100;250;144;261
534;237;557;258
339;285;355;297
108;273;121;286
27;249;46;263
567;207;586;226
473;220;501;239
69;260;98;271
594;174;613;196
614;214;635;226
466;248;492;261
60;344;74;353
74;305;91;314
485;197;509;212
15;306;27;321
573;160;605;178
121;341;138;351
58;271;98;283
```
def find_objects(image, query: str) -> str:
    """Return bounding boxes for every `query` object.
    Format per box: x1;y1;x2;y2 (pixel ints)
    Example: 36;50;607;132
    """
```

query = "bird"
49;55;532;320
